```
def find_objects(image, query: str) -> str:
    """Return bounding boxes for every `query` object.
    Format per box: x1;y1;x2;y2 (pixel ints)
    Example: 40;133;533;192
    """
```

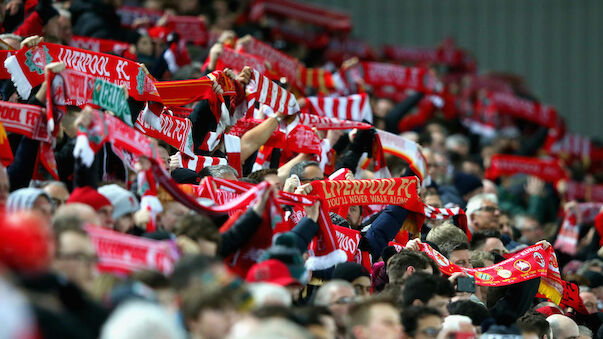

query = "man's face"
483;237;506;256
158;146;170;170
413;315;442;339
362;304;402;339
426;295;450;317
53;231;96;293
521;218;543;244
351;276;371;297
192;307;236;339
300;165;324;183
33;196;53;223
57;16;72;44
44;184;70;209
580;291;599;314
328;286;356;327
428;154;448;185
114;213;135;233
263;173;284;190
499;214;513;238
347;205;363;229
450;249;472;269
97;205;115;228
470;200;500;231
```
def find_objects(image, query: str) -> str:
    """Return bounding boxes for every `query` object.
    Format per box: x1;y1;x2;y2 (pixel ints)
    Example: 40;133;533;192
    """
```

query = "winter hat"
67;186;112;211
6;188;51;212
171;168;201;184
583;270;603;288
246;259;302;287
260;233;308;285
332;262;370;283
534;305;563;317
98;184;140;220
453;172;483;197
0;211;53;273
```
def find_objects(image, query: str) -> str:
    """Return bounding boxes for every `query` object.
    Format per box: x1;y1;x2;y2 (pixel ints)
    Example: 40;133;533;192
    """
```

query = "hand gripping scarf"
4;42;161;102
418;242;588;314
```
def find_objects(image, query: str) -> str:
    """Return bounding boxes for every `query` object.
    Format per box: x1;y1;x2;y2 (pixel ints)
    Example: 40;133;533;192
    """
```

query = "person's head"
6;187;53;222
517;311;551;339
52;224;96;293
498;210;514;238
67;187;114;227
441;315;475;336
515;214;544;244
470;230;506;256
173;214;220;256
346;205;364;230
401;306;443;339
447;300;489;328
181;286;238;339
425;221;468;250
44;7;71;44
200;164;239;180
313;280;356;328
426;151;449;185
289;160;324;183
0;33;22;50
546;314;580;339
156;145;170;169
292;306;336;339
248;282;292;308
100;301;185;339
248;168;284;190
387;249;433;284
453;172;484;202
577;326;593;339
42;181;70;209
332;262;371;297
246;259;302;301
348;298;402;339
0;164;8;205
440;241;472;269
446;134;470;157
98;184;140;233
402;273;455;316
466;193;500;232
158;201;189;231
53;203;100;227
579;290;599;314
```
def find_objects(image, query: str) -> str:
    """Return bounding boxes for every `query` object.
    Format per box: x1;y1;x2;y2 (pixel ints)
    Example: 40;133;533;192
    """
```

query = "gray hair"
289;161;320;179
446;134;470;150
100;301;186;339
313;279;354;306
204;164;238;179
466;193;498;225
578;325;593;338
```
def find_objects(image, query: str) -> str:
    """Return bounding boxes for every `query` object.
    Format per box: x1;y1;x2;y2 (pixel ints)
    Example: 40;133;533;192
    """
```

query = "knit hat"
171;168;201;184
583;270;603;288
98;184;140;220
453;172;483;197
246;259;302;287
67;186;112;211
332;262;370;283
260;233;308;284
6;188;51;212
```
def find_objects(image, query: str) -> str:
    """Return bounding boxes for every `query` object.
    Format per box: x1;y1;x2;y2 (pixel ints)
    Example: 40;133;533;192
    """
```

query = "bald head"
547;314;579;339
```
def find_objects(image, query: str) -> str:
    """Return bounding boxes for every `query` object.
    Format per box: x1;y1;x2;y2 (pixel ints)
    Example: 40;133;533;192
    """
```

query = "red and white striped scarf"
554;202;603;255
247;69;300;115
303;93;372;123
563;181;603;202
70;36;129;55
376;129;427;182
174;152;227;173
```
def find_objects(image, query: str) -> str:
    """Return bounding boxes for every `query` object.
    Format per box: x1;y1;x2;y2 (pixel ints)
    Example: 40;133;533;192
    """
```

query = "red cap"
67;187;112;211
535;306;564;317
0;211;54;272
245;259;301;287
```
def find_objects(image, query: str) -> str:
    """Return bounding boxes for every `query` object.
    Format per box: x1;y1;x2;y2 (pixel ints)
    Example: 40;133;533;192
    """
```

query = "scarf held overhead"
485;154;568;184
4;42;161;102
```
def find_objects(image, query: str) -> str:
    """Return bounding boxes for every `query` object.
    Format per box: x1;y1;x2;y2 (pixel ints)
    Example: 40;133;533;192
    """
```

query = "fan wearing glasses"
466;193;501;233
401;305;443;339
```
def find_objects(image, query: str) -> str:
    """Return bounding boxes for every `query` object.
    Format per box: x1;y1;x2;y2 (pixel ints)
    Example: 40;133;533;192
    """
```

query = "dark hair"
181;286;236;324
248;168;278;182
447;300;490;326
470;230;502;251
130;270;170;289
439;241;469;259
170;254;219;291
387;249;431;283
291;306;332;327
517;311;550;339
289;160;321;179
173;214;220;244
402;273;454;307
401;306;442;336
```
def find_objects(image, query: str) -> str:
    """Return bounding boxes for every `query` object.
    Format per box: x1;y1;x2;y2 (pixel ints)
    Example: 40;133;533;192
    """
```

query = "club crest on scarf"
24;45;52;75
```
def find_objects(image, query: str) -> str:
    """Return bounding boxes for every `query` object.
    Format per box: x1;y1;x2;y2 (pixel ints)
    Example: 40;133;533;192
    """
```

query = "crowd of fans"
0;0;602;338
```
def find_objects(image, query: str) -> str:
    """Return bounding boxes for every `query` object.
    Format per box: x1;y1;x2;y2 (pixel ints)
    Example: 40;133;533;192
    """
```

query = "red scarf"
85;225;179;275
358;62;440;97
296;113;372;130
154;77;214;106
248;69;300;115
377;129;427;182
563;181;603;202
485;154;568;183
238;36;301;85
165;15;208;45
0;122;13;166
383;43;467;68
70;36;129;55
297;67;335;94
0;101;57;179
174;152;227;173
249;0;351;32
554;202;603;255
419;242;588;313
303;93;373;123
135;109;194;158
549;133;603;163
215;47;267;75
5;43;161;102
116;6;163;28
